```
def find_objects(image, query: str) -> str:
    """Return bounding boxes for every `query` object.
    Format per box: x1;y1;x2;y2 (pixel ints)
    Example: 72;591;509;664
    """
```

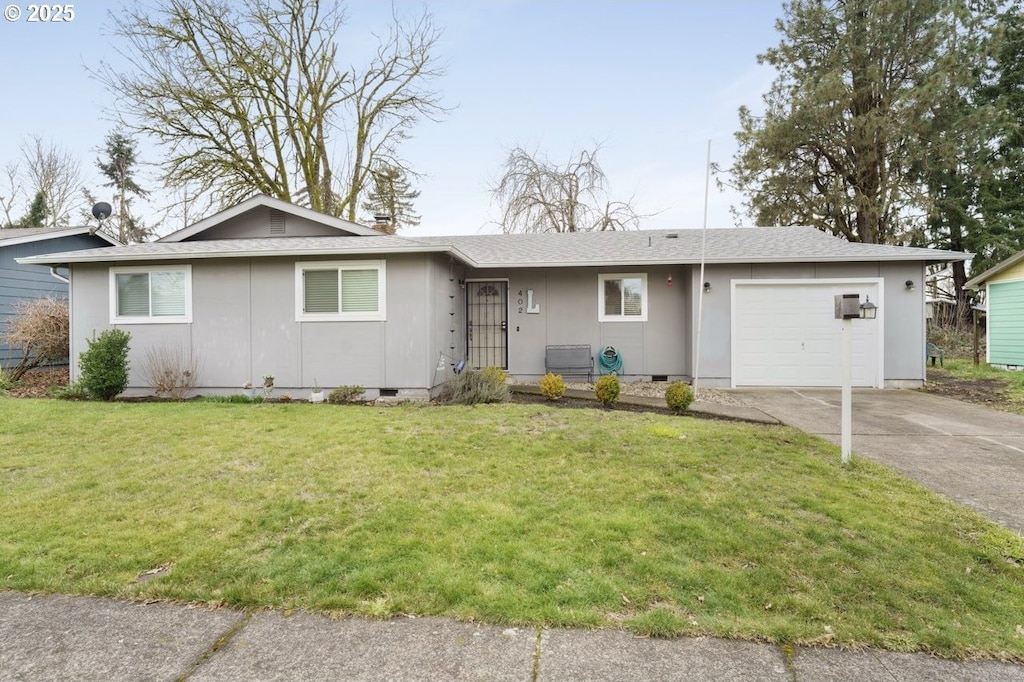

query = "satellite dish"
92;202;112;221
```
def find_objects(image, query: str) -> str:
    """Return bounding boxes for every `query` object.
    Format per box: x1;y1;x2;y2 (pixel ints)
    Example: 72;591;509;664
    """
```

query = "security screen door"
467;281;508;369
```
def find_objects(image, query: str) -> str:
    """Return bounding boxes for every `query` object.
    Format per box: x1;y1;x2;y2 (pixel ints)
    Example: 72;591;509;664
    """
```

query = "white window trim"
109;265;193;324
598;273;648;322
295;260;387;322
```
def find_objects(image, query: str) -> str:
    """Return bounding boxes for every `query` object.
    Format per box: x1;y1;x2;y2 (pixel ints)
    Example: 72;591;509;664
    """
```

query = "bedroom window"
296;260;386;321
110;265;192;323
598;273;647;322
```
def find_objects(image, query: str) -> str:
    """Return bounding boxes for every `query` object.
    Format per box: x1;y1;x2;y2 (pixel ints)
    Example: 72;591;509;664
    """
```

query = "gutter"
48;266;69;284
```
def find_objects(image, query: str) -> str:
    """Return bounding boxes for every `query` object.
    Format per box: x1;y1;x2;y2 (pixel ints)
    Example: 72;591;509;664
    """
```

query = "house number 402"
518;289;541;315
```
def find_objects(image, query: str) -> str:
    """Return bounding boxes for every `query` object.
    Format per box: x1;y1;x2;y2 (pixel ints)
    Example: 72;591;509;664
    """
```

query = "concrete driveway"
731;388;1024;533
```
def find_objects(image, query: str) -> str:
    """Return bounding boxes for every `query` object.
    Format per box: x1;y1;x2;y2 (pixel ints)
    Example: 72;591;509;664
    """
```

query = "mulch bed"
5;367;69;398
509;390;676;416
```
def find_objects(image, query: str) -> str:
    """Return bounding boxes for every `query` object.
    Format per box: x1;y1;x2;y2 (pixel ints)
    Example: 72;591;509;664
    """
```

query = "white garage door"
732;280;882;387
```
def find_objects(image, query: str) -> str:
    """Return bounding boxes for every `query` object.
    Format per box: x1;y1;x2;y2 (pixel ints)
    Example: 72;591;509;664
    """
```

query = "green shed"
965;251;1024;368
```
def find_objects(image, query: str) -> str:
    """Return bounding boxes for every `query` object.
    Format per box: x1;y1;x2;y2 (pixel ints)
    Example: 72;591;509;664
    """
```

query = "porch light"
703;281;711;293
859;296;877;320
905;279;915;291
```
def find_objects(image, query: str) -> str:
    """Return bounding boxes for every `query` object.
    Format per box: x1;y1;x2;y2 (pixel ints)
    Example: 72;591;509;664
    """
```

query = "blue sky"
0;1;785;236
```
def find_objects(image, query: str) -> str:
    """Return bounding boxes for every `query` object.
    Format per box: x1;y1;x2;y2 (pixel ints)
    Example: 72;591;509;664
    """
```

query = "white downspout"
49;266;69;284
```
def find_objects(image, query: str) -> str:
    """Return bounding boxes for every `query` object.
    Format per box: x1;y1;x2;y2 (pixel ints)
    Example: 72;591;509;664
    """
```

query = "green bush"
0;367;11;393
327;385;365;404
665;381;694;414
595;373;620;406
79;329;131;401
439;369;509;405
538;372;566;400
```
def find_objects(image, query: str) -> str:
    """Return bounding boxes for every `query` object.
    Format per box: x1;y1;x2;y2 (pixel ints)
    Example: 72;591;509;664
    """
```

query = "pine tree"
725;0;971;245
361;162;421;234
974;3;1024;273
19;191;48;227
96;130;149;243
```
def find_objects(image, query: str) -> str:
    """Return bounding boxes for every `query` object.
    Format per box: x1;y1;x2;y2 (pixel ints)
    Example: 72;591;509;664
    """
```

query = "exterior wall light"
859;296;878;320
905;280;915;291
703;281;711;293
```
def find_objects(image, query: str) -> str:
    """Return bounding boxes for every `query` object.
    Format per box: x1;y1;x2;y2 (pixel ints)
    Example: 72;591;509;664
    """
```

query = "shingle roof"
424;227;964;267
1;226;121;248
17;226;966;268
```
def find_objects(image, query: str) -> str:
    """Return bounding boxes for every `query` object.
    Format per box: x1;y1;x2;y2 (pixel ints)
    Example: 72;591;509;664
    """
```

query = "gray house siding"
464;265;687;380
179;206;360;241
1;234;110;369
69;253;441;397
690;261;926;388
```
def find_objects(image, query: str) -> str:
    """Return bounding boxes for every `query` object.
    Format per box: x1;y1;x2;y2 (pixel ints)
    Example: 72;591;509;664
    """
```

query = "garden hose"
598;346;622;375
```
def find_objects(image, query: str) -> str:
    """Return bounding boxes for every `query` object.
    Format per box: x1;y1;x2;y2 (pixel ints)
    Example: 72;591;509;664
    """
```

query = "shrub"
0;367;11;393
665;381;694;414
79;329;131;401
480;366;508;386
439;369;509;405
2;297;69;381
142;344;200;399
538;372;566;400
595;373;620;406
327;385;365;404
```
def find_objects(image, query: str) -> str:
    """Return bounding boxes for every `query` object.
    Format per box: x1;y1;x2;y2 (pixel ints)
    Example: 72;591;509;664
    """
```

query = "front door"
467;281;508;369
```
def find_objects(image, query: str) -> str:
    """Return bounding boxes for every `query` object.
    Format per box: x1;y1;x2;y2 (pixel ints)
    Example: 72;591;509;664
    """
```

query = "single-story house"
18;195;966;397
965;250;1024;368
1;226;119;369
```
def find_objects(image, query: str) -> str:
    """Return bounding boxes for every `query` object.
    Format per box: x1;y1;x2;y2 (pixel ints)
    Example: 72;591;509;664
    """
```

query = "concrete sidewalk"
2;592;1022;681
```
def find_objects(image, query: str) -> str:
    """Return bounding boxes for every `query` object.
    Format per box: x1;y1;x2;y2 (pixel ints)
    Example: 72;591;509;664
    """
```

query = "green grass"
1;399;1023;660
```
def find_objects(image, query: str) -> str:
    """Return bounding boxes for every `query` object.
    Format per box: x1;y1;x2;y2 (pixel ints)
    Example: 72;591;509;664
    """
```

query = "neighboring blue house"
1;226;120;369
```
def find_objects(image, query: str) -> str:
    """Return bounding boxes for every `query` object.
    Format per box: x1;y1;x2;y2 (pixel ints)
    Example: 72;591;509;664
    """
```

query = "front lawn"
1;399;1022;660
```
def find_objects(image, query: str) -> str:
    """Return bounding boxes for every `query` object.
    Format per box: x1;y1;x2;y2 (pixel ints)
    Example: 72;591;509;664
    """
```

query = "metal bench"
545;344;593;381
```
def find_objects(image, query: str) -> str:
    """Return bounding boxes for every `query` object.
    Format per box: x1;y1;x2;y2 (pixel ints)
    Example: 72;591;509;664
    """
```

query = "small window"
110;266;192;323
296;260;386;321
598;273;647;322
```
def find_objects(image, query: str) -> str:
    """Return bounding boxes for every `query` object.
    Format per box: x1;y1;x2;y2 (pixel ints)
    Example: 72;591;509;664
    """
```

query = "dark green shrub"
665;381;694;414
79;329;131;401
439;369;509;405
595;373;620;406
327;385;365;404
538;372;566;400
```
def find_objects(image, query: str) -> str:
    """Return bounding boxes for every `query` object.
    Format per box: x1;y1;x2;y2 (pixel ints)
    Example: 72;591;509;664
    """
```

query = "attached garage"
731;279;883;388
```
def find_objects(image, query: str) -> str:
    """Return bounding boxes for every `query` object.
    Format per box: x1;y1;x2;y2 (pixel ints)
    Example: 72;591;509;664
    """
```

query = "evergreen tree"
974;3;1024;273
361;162;421;234
725;0;971;245
18;191;48;227
96;130;149;243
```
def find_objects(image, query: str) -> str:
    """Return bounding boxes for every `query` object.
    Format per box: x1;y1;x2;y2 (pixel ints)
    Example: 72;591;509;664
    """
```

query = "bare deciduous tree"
0;162;24;228
19;136;83;228
491;146;648;233
97;0;446;220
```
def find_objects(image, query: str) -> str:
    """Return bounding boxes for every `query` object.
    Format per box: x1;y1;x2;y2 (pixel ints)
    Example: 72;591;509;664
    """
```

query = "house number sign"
517;289;541;314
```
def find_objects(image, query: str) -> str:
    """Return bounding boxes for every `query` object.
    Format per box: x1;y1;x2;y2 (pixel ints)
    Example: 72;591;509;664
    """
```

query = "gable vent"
269;209;286;235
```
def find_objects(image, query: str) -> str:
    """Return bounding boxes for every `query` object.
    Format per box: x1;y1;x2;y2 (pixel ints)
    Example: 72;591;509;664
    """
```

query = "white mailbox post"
834;294;878;464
